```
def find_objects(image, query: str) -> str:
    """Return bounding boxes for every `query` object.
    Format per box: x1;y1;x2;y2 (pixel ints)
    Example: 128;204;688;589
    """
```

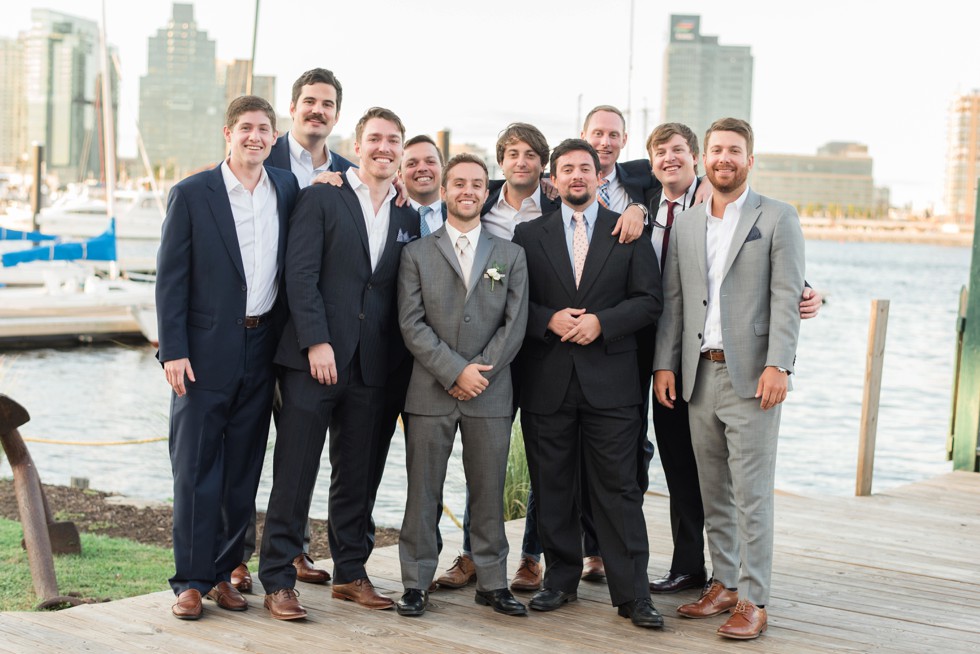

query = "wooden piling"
856;299;889;496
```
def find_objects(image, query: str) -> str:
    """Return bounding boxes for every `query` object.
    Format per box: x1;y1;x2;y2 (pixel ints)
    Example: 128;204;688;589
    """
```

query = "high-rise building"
0;37;26;169
139;3;224;177
661;14;753;144
20;9;119;183
945;92;980;223
219;59;276;108
752;142;875;217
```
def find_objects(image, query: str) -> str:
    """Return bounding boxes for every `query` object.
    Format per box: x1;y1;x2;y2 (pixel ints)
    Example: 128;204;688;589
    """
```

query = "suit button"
367;283;373;290
697;332;702;339
237;318;243;325
359;313;365;320
464;316;471;323
702;299;707;306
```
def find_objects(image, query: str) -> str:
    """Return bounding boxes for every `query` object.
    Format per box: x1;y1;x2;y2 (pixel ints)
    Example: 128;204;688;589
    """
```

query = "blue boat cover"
2;219;116;266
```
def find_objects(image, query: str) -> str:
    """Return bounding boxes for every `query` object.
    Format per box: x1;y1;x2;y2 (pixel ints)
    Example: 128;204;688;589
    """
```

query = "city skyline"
3;1;980;213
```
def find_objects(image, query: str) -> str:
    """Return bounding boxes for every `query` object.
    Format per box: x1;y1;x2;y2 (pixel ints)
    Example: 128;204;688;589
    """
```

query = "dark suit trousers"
258;355;386;592
522;370;651;607
168;322;277;595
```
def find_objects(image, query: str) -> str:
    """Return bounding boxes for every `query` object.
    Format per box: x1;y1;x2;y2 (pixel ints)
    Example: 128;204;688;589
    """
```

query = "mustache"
305;113;328;123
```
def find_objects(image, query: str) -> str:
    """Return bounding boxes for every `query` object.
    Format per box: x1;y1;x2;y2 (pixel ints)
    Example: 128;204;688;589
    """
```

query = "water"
0;240;970;529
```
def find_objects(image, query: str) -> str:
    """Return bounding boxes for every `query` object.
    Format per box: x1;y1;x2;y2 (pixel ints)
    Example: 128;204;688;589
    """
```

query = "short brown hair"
704;117;754;156
404;134;444;165
290;68;343;111
495;123;549;166
646;122;699;166
582;105;626;133
354;107;406;143
225;95;276;131
549;139;600;177
441;153;488;188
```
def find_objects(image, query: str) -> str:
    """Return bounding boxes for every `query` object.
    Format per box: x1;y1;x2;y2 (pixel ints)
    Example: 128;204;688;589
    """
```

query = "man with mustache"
654;118;805;640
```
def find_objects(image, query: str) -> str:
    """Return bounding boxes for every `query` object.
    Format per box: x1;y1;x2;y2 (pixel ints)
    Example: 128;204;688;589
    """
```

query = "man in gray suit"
654;117;805;640
395;154;529;618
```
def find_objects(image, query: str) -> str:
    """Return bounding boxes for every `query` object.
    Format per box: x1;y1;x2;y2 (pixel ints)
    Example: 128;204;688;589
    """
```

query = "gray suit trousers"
687;357;780;606
399;409;511;592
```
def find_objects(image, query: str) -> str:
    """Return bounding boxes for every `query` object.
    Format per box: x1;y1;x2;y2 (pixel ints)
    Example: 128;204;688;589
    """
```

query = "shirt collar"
661;177;698;208
346;167;397;203
561;199;599;228
444;220;481;246
706;185;751;220
410;198;442;214
221;159;269;193
287;131;332;169
496;184;542;211
600;166;618;183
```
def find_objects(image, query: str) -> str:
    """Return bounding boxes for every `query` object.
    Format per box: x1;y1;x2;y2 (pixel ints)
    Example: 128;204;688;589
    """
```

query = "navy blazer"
266;133;355;176
156;164;300;390
275;175;420;386
617;158;660;205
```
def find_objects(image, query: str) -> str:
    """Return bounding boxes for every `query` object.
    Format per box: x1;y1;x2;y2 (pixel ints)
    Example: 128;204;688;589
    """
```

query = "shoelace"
732;599;752;614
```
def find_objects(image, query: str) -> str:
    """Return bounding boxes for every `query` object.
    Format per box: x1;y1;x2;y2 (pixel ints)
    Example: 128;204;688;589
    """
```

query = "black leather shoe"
649;569;708;594
618;598;665;628
395;589;428;617
475;588;527;616
529;587;577;612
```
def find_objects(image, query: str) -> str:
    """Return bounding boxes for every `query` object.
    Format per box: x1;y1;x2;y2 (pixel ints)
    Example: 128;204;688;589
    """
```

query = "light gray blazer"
397;226;528;417
654;188;805;400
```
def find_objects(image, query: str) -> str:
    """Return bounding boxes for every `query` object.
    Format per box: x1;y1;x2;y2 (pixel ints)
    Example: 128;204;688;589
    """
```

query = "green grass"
0;517;172;611
503;418;531;521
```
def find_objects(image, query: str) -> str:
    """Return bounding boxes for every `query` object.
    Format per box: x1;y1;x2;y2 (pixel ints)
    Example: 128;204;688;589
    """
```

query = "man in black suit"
258;107;420;619
236;68;352;592
512;139;664;629
156;96;299;620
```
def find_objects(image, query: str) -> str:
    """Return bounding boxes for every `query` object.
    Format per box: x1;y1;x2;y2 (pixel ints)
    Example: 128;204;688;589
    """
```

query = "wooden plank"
856;298;889;495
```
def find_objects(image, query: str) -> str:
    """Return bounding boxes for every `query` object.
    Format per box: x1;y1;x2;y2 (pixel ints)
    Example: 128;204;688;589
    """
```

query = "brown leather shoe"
206;581;248;611
293;553;331;584
264;588;307;620
171;589;203;620
717;600;768;639
332;577;394;610
509;556;543;592
581;556;605;581
231;563;252;593
677;580;738;618
436;554;476;589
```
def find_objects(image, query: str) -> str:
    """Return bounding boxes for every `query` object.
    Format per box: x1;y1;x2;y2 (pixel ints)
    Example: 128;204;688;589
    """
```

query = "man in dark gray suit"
395;154;529;617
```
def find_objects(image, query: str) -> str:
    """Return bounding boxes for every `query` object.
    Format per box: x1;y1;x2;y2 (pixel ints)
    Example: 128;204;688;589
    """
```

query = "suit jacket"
266;133;355;176
156;164;299;389
513;206;662;414
654;188;805;400
398;227;528;418
274;175;420;387
616;159;660;205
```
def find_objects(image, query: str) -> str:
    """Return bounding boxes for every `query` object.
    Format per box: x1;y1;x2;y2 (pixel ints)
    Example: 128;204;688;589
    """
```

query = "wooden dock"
1;472;977;653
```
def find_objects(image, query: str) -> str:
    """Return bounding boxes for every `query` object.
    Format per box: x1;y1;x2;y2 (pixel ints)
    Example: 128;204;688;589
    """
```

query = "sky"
4;0;980;212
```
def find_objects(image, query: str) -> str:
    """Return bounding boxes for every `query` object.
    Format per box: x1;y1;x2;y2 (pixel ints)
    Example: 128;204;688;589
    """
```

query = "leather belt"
700;349;725;362
244;312;271;329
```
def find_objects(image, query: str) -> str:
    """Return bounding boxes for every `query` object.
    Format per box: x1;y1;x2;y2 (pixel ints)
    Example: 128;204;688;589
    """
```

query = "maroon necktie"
661;200;677;270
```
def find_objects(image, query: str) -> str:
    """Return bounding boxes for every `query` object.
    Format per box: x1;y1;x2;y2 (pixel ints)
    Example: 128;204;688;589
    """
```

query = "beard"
562;189;593;207
706;165;749;194
447;198;482;222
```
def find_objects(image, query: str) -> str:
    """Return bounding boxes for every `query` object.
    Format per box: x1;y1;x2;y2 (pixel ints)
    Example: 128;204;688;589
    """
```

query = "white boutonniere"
484;263;506;291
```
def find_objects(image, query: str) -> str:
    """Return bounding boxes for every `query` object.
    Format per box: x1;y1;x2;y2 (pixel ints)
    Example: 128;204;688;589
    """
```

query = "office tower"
139;3;223;177
945;92;980;222
661;14;753;143
0;37;26;169
220;59;276;107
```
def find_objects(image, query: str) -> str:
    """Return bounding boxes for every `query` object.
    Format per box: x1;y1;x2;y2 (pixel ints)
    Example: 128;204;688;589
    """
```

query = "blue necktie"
419;205;433;237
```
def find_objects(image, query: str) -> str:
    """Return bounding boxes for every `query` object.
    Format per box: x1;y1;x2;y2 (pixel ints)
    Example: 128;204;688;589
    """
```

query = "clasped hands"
548;308;601;346
449;363;493;401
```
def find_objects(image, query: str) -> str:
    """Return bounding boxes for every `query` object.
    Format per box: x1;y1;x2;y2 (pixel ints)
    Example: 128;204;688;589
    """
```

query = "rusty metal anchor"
0;394;83;609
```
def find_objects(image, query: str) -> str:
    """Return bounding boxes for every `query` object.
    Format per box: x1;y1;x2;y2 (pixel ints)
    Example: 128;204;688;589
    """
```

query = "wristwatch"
626;202;649;222
776;367;790;375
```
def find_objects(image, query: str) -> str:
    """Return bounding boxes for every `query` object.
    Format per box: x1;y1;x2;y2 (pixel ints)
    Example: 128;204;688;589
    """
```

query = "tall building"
219;59;276;108
661;14;753;143
752;142;875;217
0;37;26;169
139;3;224;177
945;92;980;223
20;9;119;183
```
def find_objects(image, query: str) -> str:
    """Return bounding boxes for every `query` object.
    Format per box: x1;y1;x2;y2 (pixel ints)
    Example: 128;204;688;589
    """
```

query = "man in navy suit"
156;96;299;620
258;107;420;619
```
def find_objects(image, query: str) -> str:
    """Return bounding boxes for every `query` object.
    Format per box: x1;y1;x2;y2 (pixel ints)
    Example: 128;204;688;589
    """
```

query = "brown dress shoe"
677;580;738;618
264;588;308;621
206;581;248;611
332;577;395;609
509;556;543;592
293;553;331;584
717;600;768;639
581;556;605;581
231;563;252;593
171;589;203;620
436;554;477;589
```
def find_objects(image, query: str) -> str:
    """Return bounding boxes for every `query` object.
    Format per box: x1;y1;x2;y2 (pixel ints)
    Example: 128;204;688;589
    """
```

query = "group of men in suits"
156;63;812;639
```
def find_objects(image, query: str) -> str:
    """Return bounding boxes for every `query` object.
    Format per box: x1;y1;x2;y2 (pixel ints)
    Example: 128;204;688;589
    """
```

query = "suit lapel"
433;228;465;287
574;209;616;301
540;212;577;301
267;169;289;273
467;231;494;301
337;176;372;260
721;189;762;281
693;203;708;283
205;166;246;281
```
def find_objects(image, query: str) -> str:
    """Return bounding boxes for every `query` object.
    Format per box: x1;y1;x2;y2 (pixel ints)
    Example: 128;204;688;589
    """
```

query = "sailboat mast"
99;0;116;221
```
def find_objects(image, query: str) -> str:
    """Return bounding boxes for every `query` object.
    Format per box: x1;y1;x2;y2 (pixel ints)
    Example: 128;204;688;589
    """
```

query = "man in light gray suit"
653;118;804;640
395;153;529;618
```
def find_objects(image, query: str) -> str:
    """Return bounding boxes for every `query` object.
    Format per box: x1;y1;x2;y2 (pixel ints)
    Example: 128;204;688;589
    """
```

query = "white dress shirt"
445;221;481;287
482;185;544;241
287;132;333;189
220;160;279;316
702;186;750;351
345;167;395;271
651;178;697;270
600;166;631;213
409;198;445;235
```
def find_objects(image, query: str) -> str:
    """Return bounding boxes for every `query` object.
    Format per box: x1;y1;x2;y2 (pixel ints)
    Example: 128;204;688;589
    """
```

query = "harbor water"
0;239;969;529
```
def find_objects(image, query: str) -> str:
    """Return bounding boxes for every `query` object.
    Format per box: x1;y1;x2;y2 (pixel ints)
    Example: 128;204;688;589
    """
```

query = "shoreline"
802;226;973;247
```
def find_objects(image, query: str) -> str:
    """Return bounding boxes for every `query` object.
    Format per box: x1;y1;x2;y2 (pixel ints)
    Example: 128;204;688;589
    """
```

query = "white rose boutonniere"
484;263;507;291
